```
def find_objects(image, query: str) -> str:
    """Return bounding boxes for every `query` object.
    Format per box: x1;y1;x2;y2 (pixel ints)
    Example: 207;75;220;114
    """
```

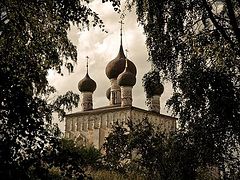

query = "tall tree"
130;0;240;177
0;0;119;178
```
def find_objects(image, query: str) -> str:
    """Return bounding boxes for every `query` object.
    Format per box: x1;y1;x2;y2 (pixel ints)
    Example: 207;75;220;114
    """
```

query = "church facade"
65;29;176;149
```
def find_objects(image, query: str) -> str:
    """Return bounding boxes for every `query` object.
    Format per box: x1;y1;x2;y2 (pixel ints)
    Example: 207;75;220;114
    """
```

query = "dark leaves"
134;0;240;178
0;0;104;178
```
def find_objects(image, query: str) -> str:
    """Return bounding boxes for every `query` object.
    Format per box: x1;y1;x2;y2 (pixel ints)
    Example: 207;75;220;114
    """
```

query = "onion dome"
105;45;137;79
145;83;164;97
154;83;164;96
106;87;111;100
117;60;136;87
78;73;97;92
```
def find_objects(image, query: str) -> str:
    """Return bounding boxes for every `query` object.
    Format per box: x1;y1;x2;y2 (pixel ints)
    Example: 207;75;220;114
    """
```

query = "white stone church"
65;28;176;149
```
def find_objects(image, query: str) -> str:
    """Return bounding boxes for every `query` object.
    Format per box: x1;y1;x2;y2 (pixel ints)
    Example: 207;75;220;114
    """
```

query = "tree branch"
225;0;240;45
202;0;235;48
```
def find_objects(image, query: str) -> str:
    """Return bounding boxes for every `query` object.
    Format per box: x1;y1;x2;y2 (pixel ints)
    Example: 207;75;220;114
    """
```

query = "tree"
0;0;120;179
129;0;240;178
27;138;101;179
103;119;220;180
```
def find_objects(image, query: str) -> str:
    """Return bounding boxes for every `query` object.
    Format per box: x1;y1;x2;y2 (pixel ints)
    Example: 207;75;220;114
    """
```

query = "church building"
65;24;176;149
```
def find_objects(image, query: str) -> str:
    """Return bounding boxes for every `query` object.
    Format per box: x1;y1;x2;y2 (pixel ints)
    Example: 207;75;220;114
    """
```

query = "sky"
48;1;173;128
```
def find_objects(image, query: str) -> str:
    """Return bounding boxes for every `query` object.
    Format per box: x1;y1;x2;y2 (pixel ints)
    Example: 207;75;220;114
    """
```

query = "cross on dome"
105;20;137;80
86;56;89;74
119;20;124;46
78;56;97;93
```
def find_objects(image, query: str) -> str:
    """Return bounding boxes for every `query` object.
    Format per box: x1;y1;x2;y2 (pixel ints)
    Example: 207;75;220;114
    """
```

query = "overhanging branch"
202;0;235;48
225;0;240;45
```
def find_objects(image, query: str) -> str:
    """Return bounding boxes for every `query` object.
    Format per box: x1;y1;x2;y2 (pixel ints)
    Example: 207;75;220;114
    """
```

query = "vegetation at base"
102;119;219;180
101;118;240;179
90;170;146;180
27;138;102;180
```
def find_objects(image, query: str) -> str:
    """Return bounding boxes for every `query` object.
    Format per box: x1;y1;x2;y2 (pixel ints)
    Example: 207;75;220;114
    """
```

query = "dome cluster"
78;43;164;100
77;25;163;111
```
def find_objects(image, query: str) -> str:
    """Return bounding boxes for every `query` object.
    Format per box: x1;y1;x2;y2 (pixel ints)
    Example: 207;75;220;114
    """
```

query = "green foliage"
103;119;219;180
103;121;131;173
52;91;80;121
26;138;102;179
142;70;161;97
90;170;146;180
133;0;240;178
57;138;102;169
0;0;116;179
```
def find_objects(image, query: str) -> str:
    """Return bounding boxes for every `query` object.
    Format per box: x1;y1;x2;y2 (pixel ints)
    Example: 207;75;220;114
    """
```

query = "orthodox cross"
86;56;89;74
119;20;124;45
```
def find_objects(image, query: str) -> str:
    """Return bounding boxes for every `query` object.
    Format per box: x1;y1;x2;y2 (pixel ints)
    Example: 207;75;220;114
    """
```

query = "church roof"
66;105;177;121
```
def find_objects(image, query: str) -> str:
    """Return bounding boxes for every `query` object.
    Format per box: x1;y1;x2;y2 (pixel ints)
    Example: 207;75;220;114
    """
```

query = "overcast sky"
48;1;173;123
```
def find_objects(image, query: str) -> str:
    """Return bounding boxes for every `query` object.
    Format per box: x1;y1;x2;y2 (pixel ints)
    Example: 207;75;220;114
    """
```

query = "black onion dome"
106;87;111;100
145;83;164;98
105;45;137;79
78;73;97;92
154;83;164;96
117;66;136;87
145;83;164;97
